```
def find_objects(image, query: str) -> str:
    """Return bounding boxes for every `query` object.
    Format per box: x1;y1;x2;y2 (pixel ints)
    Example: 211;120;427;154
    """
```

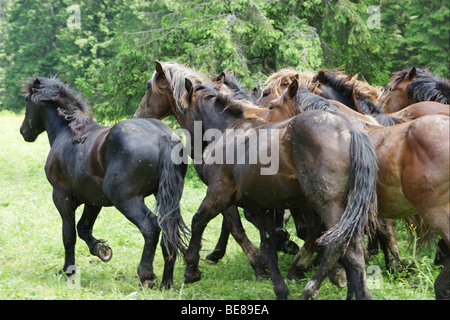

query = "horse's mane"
295;85;340;113
194;83;266;122
296;86;379;129
264;67;314;99
153;61;210;112
391;68;450;104
25;76;95;142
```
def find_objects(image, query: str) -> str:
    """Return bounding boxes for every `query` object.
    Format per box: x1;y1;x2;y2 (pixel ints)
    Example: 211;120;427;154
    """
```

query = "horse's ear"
215;72;226;83
406;67;416;80
185;78;193;98
33;78;41;89
184;61;190;67
288;79;298;98
315;69;325;83
155;60;164;78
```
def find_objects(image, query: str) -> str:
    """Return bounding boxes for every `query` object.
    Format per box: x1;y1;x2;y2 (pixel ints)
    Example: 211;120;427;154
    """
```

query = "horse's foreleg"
184;184;234;284
52;190;79;275
77;204;112;262
205;217;230;263
222;207;268;278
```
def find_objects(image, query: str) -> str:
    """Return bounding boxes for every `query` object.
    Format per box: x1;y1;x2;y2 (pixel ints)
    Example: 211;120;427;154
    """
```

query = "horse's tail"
157;135;189;260
318;125;378;249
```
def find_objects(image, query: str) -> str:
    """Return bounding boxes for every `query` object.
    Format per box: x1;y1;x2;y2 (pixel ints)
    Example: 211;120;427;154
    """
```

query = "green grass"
0;110;441;300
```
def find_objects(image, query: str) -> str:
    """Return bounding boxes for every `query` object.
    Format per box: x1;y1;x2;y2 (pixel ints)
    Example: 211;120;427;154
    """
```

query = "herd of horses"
19;61;449;300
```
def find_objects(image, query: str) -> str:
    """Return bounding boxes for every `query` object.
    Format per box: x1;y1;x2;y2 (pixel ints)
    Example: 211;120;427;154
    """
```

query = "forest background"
0;0;449;121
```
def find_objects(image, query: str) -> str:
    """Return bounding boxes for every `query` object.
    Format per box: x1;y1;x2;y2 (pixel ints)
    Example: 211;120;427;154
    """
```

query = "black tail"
318;125;378;248
157;135;189;259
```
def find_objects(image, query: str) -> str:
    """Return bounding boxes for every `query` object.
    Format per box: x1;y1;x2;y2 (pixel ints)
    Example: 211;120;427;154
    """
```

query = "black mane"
25;76;96;142
392;68;450;104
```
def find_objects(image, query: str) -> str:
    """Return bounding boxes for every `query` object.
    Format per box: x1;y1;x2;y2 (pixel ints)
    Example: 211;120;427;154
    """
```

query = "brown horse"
378;67;450;113
312;68;450;122
270;81;450;299
135;61;379;300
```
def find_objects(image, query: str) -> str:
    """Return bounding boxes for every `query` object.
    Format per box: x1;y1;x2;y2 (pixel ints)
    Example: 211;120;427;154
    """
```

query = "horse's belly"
376;183;416;219
234;172;303;209
72;175;113;207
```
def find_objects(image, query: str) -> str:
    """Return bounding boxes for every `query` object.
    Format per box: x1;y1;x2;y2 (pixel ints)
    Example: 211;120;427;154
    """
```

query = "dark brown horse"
135;61;379;300
135;61;269;279
20;76;189;288
378;67;450;113
270;81;450;299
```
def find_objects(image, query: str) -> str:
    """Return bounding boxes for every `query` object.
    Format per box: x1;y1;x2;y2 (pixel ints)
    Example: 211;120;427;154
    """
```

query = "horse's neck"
43;105;71;147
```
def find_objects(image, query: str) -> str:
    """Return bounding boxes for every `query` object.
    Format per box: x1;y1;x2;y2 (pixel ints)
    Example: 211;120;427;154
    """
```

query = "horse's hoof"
160;279;174;290
140;278;157;289
281;240;299;255
94;242;113;262
286;269;307;281
205;252;222;264
185;269;202;284
329;268;347;288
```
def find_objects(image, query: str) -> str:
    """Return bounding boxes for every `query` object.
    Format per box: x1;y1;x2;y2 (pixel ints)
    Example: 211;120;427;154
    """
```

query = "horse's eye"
268;105;273;110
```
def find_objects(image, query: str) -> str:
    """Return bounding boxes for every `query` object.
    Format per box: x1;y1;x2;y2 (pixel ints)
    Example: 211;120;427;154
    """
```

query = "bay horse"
20;76;189;289
378;67;450;113
270;80;450;299
135;61;379;300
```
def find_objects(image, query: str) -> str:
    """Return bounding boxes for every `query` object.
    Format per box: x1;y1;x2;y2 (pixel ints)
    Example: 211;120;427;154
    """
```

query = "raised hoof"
204;251;223;264
94;241;113;262
329;267;347;288
185;269;202;284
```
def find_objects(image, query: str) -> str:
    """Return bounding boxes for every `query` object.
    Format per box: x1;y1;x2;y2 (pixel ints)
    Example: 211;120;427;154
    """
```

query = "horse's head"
20;78;46;142
266;79;299;122
259;68;313;108
134;61;176;119
378;67;418;112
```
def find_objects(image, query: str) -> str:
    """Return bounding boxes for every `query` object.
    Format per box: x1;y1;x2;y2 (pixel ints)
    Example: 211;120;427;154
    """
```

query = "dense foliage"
0;0;448;120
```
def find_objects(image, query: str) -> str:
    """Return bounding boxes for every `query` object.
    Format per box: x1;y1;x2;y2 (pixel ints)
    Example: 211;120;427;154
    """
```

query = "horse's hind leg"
340;239;372;300
77;204;112;262
160;232;176;289
255;211;289;300
376;218;403;272
109;196;160;287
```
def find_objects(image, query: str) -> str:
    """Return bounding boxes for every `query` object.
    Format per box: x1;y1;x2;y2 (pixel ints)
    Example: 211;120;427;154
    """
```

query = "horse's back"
103;118;184;197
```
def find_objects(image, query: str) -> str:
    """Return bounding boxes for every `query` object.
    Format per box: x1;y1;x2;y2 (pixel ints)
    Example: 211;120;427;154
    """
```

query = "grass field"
0;110;441;300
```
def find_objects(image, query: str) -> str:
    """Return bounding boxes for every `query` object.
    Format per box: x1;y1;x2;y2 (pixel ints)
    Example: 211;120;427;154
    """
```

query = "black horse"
20;76;189;288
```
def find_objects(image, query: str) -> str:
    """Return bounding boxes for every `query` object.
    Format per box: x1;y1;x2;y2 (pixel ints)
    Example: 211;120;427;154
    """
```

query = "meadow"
0;110;441;300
